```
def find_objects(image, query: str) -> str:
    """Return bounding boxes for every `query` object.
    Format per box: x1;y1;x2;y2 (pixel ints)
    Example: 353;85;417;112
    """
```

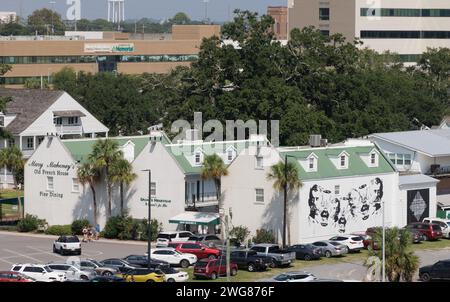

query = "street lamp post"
143;169;152;269
283;155;296;249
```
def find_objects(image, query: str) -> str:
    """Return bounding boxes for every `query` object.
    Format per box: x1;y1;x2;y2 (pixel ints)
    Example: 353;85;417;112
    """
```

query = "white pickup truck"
250;244;296;268
53;235;82;255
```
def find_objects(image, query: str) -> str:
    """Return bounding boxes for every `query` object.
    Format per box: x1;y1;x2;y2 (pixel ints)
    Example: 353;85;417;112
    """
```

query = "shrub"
71;219;90;235
230;226;250;245
133;219;162;241
17;214;47;233
252;229;276;244
45;225;72;236
103;215;133;240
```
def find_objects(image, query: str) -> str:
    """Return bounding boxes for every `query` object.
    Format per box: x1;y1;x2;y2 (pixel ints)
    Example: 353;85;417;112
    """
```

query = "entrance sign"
84;43;135;53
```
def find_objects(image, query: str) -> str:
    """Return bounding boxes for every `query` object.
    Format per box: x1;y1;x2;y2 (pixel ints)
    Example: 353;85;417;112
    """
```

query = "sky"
1;0;287;22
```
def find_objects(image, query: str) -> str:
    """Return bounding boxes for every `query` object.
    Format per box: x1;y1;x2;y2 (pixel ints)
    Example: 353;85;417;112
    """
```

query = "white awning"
169;212;220;226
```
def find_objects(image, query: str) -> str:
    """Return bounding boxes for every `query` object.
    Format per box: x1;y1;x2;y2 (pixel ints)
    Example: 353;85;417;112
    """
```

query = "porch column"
19;136;22;151
33;136;36;151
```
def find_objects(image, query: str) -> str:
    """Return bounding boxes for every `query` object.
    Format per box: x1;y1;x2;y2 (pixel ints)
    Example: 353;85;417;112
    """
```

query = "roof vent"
309;135;322;148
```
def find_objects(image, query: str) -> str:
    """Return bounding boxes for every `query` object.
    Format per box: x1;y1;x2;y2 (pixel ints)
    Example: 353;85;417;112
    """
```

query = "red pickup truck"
168;242;221;260
193;258;238;280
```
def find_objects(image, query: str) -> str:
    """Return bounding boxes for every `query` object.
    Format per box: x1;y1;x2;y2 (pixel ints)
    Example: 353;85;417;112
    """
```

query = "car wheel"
325;251;332;258
247;263;256;272
208;254;216;260
231;268;237;276
304;254;312;261
421;273;431;282
180;259;189;268
53;245;56;253
146;279;155;282
210;272;217;280
269;259;276;268
167;278;175;282
80;275;88;281
59;247;65;256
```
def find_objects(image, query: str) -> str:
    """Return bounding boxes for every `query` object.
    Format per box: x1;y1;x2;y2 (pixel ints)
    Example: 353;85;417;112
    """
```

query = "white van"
423;218;450;238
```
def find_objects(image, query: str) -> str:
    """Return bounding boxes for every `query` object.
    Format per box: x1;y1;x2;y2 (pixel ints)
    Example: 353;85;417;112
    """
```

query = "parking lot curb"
0;231;155;246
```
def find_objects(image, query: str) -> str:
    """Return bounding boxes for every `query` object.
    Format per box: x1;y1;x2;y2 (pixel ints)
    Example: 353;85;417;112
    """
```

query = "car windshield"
174;250;183;255
161;267;178;274
273;274;289;281
44;266;53;272
66;236;80;243
432;225;441;231
90;260;102;267
351;237;362;241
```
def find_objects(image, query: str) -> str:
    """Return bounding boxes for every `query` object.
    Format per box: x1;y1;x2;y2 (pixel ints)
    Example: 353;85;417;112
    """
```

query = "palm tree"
367;227;420;282
111;158;137;216
88;139;123;218
77;161;100;226
201;154;229;236
267;160;302;247
0;146;24;219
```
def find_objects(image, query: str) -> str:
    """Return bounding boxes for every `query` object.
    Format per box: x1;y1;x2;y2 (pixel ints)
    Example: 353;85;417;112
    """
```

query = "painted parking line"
0;252;53;261
0;257;15;265
81;250;104;257
26;246;66;259
3;249;43;263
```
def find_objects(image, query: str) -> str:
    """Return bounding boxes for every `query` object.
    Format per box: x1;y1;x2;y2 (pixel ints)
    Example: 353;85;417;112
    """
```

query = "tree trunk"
105;167;112;218
14;178;22;220
216;178;225;240
120;182;124;216
91;184;97;227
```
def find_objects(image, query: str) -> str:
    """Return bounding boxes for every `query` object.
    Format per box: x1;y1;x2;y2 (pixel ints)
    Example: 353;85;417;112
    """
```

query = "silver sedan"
311;241;348;258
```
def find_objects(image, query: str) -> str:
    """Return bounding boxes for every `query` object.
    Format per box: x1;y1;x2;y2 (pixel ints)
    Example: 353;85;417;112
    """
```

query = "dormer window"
309;157;315;169
306;153;318;172
340;155;346;167
368;150;379;167
337;151;349;169
194;148;204;165
226;146;237;163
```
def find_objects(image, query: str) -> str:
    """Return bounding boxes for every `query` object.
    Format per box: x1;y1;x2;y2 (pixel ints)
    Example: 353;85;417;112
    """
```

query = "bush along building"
24;131;439;243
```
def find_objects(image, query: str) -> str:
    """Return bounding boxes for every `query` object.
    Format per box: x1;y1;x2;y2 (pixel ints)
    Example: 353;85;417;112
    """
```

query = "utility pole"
283;155;288;248
225;212;231;282
143;169;152;269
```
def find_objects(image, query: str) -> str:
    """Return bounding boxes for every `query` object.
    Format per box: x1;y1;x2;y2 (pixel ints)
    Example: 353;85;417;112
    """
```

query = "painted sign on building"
84;43;135;53
407;189;430;223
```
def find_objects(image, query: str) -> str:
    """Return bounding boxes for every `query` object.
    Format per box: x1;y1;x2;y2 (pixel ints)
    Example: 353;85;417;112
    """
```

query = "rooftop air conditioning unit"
320;139;328;147
309;135;322;148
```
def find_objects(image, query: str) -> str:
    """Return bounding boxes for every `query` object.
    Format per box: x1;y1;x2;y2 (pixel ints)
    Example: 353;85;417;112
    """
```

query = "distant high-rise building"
0;12;17;24
107;0;125;23
288;0;450;63
267;6;288;40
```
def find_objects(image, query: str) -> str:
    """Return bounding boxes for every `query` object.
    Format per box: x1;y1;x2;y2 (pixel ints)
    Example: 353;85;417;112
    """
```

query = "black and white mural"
307;178;384;234
407;189;429;224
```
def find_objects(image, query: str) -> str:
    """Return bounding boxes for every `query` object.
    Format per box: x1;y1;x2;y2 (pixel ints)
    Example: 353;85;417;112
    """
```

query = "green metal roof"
280;146;395;181
63;136;151;164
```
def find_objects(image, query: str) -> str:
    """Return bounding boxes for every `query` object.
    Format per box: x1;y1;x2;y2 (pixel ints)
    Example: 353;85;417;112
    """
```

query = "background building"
0;12;17;24
288;0;450;63
267;6;288;40
0;25;220;86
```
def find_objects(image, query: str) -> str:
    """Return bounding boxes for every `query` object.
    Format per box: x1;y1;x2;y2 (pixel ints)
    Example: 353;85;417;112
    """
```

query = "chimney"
309;135;322;148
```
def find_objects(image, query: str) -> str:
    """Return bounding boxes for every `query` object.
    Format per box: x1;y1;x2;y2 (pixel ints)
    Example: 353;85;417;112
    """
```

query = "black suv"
287;244;323;261
229;250;271;272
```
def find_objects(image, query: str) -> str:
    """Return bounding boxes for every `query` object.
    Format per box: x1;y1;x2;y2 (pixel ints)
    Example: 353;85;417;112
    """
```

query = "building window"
396;154;404;165
47;176;54;191
54;117;62;125
388;153;396;164
340;155;346;167
255;188;264;203
72;178;80;192
335;185;340;195
26;137;34;150
256;156;264;169
404;154;412;165
195;152;202;165
151;182;156;196
37;137;45;146
227;149;235;162
370;153;376;165
68;117;79;125
8;139;14;148
320;30;330;36
309;157;315;170
319;8;330;20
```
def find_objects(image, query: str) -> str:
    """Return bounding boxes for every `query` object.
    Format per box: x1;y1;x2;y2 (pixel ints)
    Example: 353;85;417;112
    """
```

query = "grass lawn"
185;239;450;282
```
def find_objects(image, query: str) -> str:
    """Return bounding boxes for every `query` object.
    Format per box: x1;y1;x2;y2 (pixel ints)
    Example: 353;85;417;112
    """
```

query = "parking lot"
1;231;450;282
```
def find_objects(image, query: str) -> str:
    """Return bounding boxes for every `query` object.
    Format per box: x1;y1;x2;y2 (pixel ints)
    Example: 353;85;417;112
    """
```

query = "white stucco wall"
127;141;186;232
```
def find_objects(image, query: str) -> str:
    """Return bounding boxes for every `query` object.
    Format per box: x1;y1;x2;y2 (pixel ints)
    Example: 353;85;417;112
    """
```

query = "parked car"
118;268;165;282
263;271;317;282
419;259;450;282
423;218;450;239
193;258;238;280
287;244;322;261
156;231;194;246
311;241;348;258
159;266;189;282
402;227;426;243
53;235;81;255
168;242;221;260
47;263;96;281
329;235;364;252
77;259;119;276
150;248;197;268
351;232;372;249
99;259;139;274
229;250;271;272
11;264;66;282
0;271;35;282
367;227;424;248
91;275;124;282
188;234;222;247
249;244;296;268
406;222;443;241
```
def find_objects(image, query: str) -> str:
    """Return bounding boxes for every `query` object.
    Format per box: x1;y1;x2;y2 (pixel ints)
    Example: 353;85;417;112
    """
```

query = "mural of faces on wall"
308;178;384;233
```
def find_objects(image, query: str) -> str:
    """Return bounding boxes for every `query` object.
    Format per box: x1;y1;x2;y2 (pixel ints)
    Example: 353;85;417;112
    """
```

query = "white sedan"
160;266;189;282
150;248;197;268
